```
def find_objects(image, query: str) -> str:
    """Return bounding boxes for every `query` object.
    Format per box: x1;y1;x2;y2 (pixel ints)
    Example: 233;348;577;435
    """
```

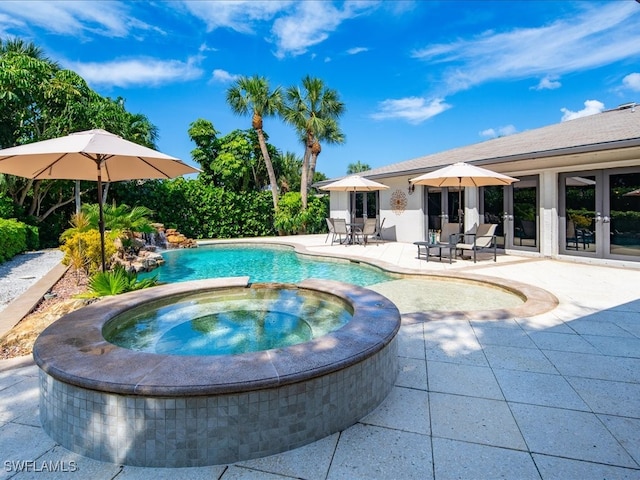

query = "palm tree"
226;76;282;209
282;76;345;209
347;161;371;174
309;117;345;189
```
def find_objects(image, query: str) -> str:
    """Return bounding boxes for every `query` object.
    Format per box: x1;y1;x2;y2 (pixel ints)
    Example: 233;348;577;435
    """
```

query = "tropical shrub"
82;265;158;297
60;229;118;275
0;218;28;262
111;178;277;239
274;192;329;235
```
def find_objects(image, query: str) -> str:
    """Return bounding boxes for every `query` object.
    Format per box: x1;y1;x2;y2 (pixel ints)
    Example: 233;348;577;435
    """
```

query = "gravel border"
0;250;64;313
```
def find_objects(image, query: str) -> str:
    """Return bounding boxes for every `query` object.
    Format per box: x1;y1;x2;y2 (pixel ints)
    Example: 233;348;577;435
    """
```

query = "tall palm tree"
226;76;282;209
282;76;345;209
309;117;345;187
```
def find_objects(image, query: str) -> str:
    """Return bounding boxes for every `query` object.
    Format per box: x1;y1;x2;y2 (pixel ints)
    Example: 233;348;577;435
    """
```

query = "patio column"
464;186;480;233
539;170;559;257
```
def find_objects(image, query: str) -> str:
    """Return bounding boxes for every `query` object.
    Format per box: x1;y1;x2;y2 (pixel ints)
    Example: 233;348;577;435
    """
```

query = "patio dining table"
345;222;364;245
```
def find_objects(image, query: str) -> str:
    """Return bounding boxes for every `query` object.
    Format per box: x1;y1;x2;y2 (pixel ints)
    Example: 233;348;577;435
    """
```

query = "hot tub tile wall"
40;337;398;467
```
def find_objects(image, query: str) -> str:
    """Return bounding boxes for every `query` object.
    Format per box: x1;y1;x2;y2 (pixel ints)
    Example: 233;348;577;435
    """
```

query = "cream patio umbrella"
410;162;519;231
0;129;200;271
319;175;389;218
320;175;389;242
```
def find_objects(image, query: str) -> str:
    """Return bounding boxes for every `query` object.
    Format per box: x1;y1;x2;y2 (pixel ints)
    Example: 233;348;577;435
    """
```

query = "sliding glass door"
560;168;640;260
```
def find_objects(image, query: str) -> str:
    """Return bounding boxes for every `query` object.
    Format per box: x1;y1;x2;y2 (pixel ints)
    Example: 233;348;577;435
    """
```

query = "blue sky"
1;0;639;179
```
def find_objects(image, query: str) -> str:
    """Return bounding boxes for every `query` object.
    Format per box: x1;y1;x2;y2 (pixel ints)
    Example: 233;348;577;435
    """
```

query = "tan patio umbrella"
320;175;389;243
0;129;200;271
320;175;389;219
623;188;640;196
410;162;519;230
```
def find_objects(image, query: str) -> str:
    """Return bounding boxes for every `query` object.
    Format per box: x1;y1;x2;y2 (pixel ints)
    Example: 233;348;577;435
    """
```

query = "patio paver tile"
433;437;541;480
327;424;433;480
427;361;503;400
510;403;638;467
396;357;428;390
527;331;600;354
598;414;640;466
543;350;640;383
493;369;589;410
532;453;640;480
234;433;338;480
566;376;640;418
429;392;526;450
482;344;558;374
361;386;430;435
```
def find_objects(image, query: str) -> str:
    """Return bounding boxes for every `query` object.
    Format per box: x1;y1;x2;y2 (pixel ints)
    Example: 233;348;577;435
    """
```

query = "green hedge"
111;178;283;239
0;218;39;263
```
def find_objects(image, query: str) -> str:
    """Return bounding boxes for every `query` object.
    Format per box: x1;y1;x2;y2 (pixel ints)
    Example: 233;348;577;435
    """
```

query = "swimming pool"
141;244;392;286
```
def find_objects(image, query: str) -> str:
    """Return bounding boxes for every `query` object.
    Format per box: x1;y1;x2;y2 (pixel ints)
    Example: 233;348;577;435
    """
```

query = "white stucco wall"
378;176;424;242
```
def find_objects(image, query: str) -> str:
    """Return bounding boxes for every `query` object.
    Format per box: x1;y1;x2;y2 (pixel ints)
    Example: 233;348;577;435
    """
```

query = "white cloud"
480;125;517;138
371;97;451;124
411;2;640;95
347;47;368;55
622;73;640;91
183;0;292;33
531;75;561;91
199;43;218;53
0;1;154;38
560;100;605;122
70;57;203;88
271;1;377;58
211;69;239;83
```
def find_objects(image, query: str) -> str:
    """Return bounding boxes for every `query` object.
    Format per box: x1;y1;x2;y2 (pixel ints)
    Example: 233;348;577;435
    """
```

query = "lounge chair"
439;222;460;246
355;218;378;245
455;223;498;263
331;218;349;244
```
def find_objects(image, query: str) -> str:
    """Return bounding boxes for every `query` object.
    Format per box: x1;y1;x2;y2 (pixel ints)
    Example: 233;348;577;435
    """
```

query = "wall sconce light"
407;179;415;195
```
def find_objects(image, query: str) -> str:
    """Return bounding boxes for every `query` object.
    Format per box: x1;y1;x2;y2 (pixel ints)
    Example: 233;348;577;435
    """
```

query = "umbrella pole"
458;177;463;233
96;161;107;272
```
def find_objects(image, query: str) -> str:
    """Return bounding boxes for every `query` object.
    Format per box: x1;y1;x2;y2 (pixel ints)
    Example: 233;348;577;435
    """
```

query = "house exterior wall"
377;176;423;242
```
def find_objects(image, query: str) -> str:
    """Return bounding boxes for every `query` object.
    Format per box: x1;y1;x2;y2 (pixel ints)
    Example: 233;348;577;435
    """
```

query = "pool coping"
32;277;401;397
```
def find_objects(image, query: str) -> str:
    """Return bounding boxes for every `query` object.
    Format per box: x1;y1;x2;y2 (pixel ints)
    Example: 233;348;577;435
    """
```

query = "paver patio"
1;234;639;479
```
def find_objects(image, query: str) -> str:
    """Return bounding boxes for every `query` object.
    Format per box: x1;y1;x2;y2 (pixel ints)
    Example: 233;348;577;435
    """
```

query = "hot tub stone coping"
33;278;401;397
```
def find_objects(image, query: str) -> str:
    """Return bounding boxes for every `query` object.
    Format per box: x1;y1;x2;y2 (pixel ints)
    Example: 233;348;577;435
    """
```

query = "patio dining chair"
455;223;498;263
355;218;378;245
372;217;386;241
325;218;336;244
331;218;349;244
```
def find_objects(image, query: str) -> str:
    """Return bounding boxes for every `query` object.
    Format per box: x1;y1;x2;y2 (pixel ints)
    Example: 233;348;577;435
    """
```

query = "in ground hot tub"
33;278;400;467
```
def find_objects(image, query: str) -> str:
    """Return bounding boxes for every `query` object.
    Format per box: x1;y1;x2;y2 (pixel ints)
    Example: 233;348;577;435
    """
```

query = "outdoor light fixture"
408;179;415;195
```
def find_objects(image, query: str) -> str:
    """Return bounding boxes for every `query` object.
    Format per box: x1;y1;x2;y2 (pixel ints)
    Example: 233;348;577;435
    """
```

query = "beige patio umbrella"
410;162;519;230
0;129;200;271
320;175;389;242
623;188;640;197
320;175;389;219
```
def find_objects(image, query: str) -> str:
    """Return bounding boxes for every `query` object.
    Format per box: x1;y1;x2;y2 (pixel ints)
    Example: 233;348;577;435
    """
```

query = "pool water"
104;287;353;356
140;244;392;286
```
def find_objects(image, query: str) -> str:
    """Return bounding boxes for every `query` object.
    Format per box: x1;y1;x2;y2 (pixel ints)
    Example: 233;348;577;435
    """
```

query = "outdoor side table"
413;241;453;263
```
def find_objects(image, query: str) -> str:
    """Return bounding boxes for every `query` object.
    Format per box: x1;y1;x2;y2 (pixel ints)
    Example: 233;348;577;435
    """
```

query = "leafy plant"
274;192;328;234
60;229;118;275
0;218;28;263
82;265;158;297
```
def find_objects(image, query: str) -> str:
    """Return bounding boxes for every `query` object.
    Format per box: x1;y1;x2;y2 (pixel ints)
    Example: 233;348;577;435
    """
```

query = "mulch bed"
0;268;90;360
